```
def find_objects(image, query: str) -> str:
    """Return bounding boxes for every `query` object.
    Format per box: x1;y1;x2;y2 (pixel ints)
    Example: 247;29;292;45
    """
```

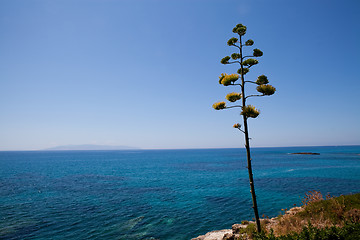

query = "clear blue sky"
1;0;359;150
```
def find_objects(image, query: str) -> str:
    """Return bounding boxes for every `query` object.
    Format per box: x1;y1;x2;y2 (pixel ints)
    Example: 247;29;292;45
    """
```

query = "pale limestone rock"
231;223;247;234
191;229;232;240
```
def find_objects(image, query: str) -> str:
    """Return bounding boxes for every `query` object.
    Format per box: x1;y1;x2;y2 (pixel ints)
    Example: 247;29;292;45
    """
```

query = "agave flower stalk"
212;24;276;233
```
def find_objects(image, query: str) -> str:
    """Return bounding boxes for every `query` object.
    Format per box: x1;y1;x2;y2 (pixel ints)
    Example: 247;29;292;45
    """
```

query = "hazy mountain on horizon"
43;144;140;151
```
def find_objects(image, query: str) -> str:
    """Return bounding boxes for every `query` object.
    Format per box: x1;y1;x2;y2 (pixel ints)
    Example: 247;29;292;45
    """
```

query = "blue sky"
0;0;359;150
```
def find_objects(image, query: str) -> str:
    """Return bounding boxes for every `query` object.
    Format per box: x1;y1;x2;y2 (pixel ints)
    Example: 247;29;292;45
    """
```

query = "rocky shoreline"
290;152;320;155
192;207;304;240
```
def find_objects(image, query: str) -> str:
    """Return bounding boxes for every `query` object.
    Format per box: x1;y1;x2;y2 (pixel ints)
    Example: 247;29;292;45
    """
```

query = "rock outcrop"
192;207;305;240
191;229;232;240
191;223;248;240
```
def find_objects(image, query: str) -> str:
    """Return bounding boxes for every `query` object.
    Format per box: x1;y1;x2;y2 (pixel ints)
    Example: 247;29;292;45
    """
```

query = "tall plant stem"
239;35;262;233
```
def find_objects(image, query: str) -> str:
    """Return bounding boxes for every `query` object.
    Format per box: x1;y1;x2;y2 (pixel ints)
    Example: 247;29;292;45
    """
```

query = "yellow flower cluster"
255;75;269;85
219;73;239;86
212;101;226;110
241;105;260;118
233;123;241;128
256;84;276;96
226;92;242;102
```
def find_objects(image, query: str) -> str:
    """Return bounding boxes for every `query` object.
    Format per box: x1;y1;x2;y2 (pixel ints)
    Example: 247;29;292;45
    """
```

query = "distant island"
290;152;320;155
43;144;140;151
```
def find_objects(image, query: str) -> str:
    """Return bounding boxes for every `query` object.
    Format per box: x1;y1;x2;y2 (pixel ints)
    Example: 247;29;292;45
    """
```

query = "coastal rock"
286;207;304;215
192;207;305;239
191;229;232;240
192;224;248;240
232;223;247;234
222;233;235;240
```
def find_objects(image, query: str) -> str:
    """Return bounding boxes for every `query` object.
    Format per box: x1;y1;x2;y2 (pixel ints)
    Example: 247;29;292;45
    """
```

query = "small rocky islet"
289;152;320;155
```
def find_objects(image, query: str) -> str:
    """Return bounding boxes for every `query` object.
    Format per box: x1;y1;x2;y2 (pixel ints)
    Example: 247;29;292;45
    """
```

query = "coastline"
192;207;304;240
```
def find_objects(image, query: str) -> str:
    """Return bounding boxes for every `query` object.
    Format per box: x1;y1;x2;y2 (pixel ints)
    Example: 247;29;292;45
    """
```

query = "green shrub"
239;223;257;239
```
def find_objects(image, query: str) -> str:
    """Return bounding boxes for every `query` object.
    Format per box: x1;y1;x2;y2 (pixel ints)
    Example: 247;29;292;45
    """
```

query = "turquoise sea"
1;146;360;239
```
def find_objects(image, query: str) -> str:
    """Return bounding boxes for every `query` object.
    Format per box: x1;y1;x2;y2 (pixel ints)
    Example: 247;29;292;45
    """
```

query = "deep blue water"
1;146;360;240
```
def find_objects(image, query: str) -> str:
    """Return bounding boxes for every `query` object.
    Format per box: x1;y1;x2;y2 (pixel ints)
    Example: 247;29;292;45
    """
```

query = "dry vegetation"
235;191;360;239
270;191;360;236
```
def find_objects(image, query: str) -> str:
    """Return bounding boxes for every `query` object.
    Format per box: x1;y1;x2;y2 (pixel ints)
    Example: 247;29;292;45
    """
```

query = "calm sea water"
1;146;360;240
